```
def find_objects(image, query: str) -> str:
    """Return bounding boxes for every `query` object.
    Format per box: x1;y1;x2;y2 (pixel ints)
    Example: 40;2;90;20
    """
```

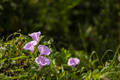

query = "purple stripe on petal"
39;64;43;69
29;31;41;42
23;41;37;52
68;58;80;67
38;45;51;56
35;56;50;68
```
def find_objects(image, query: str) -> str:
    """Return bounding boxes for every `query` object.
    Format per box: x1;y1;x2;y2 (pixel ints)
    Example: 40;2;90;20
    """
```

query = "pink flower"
29;31;41;42
35;56;50;68
38;45;51;56
68;58;80;67
23;41;37;52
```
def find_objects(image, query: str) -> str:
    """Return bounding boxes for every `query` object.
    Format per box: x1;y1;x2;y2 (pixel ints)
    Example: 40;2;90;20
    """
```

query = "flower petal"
68;58;80;67
38;45;51;56
29;31;41;42
23;41;37;52
35;56;50;67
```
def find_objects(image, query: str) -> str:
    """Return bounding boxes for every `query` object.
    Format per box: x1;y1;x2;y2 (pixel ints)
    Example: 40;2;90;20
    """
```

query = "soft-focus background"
0;0;119;57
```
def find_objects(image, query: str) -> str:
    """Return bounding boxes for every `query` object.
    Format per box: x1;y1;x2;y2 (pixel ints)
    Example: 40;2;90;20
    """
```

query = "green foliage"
0;0;120;79
0;33;120;79
0;0;119;57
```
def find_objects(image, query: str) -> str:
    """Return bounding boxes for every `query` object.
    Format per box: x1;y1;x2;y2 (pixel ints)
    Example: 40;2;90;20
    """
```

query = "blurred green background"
0;0;119;57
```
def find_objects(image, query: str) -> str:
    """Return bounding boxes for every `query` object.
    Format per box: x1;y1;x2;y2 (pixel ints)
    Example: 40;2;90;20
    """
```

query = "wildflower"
29;31;41;42
23;41;37;52
38;45;50;56
68;58;80;67
23;31;51;68
35;56;50;68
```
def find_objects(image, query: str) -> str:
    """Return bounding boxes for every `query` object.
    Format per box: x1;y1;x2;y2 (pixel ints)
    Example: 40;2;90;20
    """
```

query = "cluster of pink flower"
23;31;80;68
